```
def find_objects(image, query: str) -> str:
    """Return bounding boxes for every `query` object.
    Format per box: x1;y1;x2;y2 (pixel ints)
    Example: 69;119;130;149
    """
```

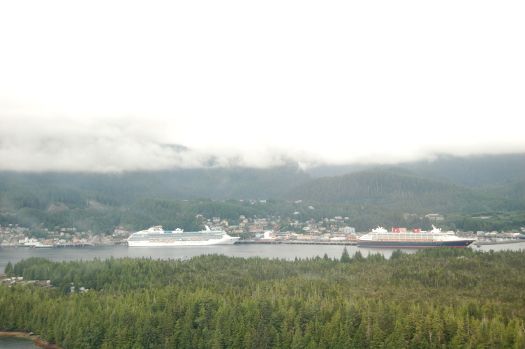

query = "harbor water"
1;242;525;272
0;337;37;349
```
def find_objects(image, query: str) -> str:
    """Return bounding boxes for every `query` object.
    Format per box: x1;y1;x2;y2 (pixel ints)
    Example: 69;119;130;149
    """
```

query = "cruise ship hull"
128;236;239;247
357;239;475;248
127;225;240;247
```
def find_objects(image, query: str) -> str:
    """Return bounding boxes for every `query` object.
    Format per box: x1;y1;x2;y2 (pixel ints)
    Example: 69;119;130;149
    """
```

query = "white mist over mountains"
1;115;523;172
1;1;524;172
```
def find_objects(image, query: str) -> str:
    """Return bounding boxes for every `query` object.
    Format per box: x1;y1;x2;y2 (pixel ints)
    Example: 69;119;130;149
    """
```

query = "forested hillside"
2;249;525;348
287;169;510;212
0;164;309;205
0;154;524;233
401;153;525;187
307;153;525;187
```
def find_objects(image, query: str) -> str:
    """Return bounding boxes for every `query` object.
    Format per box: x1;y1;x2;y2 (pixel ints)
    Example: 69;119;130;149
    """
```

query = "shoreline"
0;331;61;349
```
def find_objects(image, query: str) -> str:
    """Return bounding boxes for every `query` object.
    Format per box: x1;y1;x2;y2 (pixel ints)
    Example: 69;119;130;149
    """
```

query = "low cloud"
0;116;204;172
1;1;524;171
1;114;524;172
0;116;310;172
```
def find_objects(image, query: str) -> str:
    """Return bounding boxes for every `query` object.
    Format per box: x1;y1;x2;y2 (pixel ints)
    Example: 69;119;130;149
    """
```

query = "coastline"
0;331;61;349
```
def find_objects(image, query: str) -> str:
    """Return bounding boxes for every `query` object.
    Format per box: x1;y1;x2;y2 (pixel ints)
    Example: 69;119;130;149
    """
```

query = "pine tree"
4;261;13;276
340;248;351;263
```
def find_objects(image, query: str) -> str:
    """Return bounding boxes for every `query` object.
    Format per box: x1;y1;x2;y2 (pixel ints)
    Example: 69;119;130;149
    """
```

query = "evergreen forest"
1;154;525;234
1;248;525;348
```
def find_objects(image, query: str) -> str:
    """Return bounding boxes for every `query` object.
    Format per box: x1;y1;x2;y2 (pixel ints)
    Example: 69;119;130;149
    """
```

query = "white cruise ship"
357;225;475;248
127;225;240;247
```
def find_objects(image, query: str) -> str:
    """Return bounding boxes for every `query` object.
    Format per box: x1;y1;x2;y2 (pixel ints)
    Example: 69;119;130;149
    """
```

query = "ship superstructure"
127;225;239;247
358;226;475;248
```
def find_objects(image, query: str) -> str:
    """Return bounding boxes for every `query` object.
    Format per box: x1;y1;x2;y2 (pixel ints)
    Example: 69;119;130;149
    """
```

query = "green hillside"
0;164;309;206
308;153;525;188
287;169;508;213
0;154;524;233
401;153;525;187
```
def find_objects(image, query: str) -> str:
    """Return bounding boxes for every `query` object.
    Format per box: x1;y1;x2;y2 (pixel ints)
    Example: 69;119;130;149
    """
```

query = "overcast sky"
1;1;524;172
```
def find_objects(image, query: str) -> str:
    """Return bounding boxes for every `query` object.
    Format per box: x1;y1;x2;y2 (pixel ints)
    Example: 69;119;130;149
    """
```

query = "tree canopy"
1;249;524;348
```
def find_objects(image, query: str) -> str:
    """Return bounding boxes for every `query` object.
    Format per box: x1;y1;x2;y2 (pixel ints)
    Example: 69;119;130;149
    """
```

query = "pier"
235;240;357;246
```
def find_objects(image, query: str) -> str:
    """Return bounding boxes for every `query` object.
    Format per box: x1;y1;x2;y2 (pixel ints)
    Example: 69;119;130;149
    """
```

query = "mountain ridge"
286;168;511;213
0;154;523;232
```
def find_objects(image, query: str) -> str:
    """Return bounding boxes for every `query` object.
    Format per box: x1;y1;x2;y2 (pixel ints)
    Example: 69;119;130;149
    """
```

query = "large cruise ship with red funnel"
357;226;475;248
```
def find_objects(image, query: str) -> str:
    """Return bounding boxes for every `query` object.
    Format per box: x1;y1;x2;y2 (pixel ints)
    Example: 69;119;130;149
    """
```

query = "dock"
473;239;524;246
235;240;357;246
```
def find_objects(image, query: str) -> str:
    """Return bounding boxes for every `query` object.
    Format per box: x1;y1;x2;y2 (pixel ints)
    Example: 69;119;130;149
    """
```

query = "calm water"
1;242;524;272
0;337;37;349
